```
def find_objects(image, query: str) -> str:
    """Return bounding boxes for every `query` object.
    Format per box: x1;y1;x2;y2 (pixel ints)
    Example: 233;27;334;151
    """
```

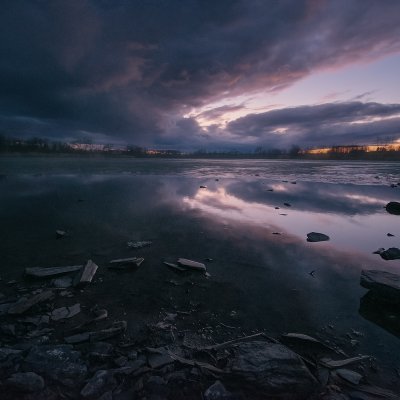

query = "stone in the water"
127;240;152;249
80;370;117;398
6;372;45;392
385;201;400;215
336;368;363;385
360;269;400;303
377;247;400;260
177;258;206;272
307;232;330;242
55;229;66;238
25;265;83;278
51;276;74;288
51;303;81;321
8;290;54;315
73;259;98;287
228;341;317;399
23;344;87;386
204;380;233;400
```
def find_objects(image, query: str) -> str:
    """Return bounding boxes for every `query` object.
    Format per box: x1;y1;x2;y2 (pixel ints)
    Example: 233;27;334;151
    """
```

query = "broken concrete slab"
8;290;54;315
360;270;400;303
307;232;330;242
73;259;98;287
177;258;206;272
25;265;83;278
51;303;81;321
228;341;317;400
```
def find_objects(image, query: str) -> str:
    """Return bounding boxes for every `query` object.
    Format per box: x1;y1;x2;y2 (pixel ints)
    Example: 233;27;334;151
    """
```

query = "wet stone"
23;344;87;386
6;372;45;392
80;370;117;399
204;380;234;400
228;341;317;400
307;232;330;242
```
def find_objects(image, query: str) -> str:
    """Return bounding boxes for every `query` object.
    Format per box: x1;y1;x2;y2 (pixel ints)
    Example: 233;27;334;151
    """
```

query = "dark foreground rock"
360;270;400;304
376;247;400;260
228;341;317;399
6;372;45;392
23;344;87;386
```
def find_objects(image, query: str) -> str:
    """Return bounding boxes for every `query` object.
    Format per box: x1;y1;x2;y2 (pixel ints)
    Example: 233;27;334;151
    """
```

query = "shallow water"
1;155;400;386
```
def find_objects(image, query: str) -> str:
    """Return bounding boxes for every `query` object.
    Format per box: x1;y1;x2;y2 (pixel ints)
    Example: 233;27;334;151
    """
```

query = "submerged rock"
360;270;400;303
228;341;317;399
377;247;400;260
307;232;330;242
385;201;400;215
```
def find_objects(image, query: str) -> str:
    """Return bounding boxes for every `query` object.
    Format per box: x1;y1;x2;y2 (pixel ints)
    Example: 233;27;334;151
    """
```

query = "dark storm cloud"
1;0;400;146
226;102;400;148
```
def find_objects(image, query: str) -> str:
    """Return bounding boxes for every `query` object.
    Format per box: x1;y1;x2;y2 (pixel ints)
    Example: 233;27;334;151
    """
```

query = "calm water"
1;155;400;383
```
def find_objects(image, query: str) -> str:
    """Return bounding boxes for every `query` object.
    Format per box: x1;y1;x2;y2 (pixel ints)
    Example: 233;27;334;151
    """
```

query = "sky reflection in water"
1;158;400;368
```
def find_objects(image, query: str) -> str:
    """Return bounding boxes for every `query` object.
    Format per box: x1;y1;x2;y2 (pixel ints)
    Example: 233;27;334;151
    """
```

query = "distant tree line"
1;134;400;160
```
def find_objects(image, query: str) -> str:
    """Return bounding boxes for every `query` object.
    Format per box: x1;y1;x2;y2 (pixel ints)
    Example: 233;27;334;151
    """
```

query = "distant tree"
288;145;301;158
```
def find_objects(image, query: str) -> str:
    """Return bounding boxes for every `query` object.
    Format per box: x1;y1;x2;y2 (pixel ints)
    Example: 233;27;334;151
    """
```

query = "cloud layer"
1;0;400;148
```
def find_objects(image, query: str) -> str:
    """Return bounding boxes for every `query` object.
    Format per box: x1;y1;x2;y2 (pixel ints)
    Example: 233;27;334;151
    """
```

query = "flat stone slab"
228;341;317;400
25;265;83;278
8;290;54;315
360;270;400;303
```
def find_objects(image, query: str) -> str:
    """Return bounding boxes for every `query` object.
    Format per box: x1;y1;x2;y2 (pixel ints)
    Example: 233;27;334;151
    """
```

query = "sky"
1;0;400;151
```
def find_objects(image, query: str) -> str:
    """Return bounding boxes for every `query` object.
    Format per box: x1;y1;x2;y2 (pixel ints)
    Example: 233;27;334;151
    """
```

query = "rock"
8;290;54;315
164;261;187;272
1;323;16;336
283;202;291;207
51;303;81;321
147;348;175;369
109;257;144;268
51;276;74;288
25;265;83;278
307;232;330;242
228;341;317;399
114;355;128;367
55;230;66;238
200;185;207;189
0;347;23;361
23;344;87;386
97;391;113;400
65;332;91;344
360;270;400;303
6;372;45;392
386;202;400;215
126;240;152;249
89;320;127;341
204;381;233;400
177;258;206;272
336;368;363;385
377;247;400;260
387;233;395;237
73;259;98;287
80;370;117;398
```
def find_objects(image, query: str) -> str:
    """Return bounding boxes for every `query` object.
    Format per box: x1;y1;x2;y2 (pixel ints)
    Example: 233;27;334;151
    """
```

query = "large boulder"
360;270;400;304
23;345;87;387
228;341;317;399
